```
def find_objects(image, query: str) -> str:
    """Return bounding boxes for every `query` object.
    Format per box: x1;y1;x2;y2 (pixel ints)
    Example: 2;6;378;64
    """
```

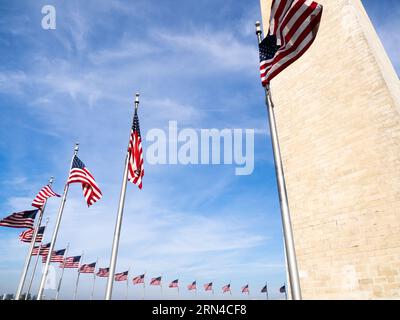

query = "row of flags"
0;94;146;300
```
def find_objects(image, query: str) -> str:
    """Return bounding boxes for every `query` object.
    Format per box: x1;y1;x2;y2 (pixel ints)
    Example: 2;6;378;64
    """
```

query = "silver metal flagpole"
266;282;269;300
105;93;140;300
255;21;302;300
37;144;79;300
25;217;50;300
126;268;130;300
73;251;84;300
55;243;69;300
15;176;54;300
90;257;98;300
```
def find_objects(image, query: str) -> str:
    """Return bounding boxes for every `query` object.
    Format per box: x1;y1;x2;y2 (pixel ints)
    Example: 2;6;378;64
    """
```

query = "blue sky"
0;0;398;300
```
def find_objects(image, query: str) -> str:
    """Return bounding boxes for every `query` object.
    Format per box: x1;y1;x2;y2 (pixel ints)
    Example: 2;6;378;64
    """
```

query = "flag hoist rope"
105;93;140;300
37;144;79;300
15;176;54;300
255;21;302;300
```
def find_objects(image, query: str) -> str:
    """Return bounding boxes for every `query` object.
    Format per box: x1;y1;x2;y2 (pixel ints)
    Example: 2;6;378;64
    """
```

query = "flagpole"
143;272;146;300
15;176;54;300
37;144;79;300
266;282;269;300
90;257;98;300
105;93;140;300
55;243;69;300
284;283;288;300
24;217;50;300
125;268;130;300
255;21;302;300
73;251;84;300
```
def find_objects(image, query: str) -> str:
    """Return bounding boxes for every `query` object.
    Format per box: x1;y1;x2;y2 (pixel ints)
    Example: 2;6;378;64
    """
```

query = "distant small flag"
259;0;323;85
32;185;60;208
0;210;38;229
204;282;213;291
96;268;110;278
48;249;66;263
19;226;45;243
32;246;40;256
132;274;145;285
222;284;231;293
38;242;51;256
79;262;96;274
280;285;286;293
61;256;81;268
127;108;144;189
242;284;250;294
261;285;268;293
150;276;162;286
115;271;129;281
169;279;179;288
187;281;197;291
67;156;102;206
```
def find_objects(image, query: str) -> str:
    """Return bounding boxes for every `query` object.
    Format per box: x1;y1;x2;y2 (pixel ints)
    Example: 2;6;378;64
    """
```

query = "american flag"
150;276;162;286
222;284;231;293
115;271;129;281
127;108;144;189
19;226;45;243
261;284;268;293
187;281;196;291
0;210;38;229
280;285;286;293
132;274;145;285
204;282;213;291
79;262;96;273
96;268;110;278
259;0;323;85
61;256;81;268
169;279;179;288
242;284;250;294
67;156;102;206
31;246;41;256
48;249;66;263
37;242;51;256
31;185;60;208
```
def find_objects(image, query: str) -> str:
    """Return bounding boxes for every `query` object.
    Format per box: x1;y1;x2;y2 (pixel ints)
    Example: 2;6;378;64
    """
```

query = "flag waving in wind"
67;156;102;206
0;210;38;229
19;226;45;243
32;185;60;209
127;108;144;189
132;274;145;285
259;0;323;85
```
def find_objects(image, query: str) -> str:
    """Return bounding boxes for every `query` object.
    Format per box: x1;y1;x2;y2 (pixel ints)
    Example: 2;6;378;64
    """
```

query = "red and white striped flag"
187;281;197;291
60;256;81;268
115;271;129;281
0;210;38;229
132;274;145;285
19;226;45;243
150;276;162;286
169;279;179;288
242;284;250;294
259;0;323;85
67;156;102;206
79;262;96;273
222;283;231;293
32;185;60;209
97;268;110;277
127;108;144;189
204;282;213;292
